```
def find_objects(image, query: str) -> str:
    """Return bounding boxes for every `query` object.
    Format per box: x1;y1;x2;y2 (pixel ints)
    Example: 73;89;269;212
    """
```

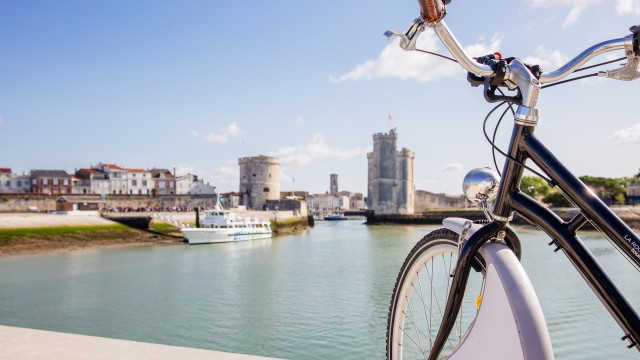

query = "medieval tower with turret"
367;128;415;214
239;155;280;210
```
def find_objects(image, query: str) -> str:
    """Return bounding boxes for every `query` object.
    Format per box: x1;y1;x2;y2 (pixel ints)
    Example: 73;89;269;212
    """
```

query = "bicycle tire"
386;228;486;360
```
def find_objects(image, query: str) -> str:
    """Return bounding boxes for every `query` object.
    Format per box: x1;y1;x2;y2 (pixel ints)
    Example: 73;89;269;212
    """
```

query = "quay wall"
0;194;216;213
365;208;640;229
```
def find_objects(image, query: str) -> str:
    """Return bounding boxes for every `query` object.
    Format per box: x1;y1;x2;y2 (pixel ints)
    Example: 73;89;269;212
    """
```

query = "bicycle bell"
462;168;501;203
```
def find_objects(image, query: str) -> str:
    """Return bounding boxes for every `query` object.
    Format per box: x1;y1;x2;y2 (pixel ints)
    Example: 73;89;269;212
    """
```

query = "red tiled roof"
78;168;105;174
0;168;12;174
103;163;124;170
125;168;147;173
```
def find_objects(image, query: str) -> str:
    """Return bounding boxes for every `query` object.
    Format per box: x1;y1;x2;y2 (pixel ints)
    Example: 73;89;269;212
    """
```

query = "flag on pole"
388;113;394;121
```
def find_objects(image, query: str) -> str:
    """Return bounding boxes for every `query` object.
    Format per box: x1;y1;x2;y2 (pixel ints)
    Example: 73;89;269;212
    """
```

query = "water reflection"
0;222;637;360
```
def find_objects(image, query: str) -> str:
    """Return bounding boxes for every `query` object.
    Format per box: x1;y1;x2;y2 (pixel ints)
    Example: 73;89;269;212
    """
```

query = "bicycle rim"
387;229;486;360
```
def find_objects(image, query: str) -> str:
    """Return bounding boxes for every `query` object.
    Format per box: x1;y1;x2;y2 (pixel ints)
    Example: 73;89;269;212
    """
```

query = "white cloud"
609;123;640;144
617;0;640;14
192;121;243;144
523;46;569;70
443;163;464;172
330;31;502;83
530;0;602;27
272;134;371;166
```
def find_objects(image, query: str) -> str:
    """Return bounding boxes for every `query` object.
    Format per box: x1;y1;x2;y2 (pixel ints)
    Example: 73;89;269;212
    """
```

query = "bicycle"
384;1;640;359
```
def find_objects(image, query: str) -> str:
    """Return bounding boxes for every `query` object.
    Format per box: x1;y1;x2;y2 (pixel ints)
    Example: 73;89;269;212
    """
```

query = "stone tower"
239;155;280;210
330;174;338;195
367;129;415;214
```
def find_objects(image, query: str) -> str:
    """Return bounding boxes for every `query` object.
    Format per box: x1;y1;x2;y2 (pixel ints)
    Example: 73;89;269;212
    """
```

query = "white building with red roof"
95;163;128;195
125;168;153;195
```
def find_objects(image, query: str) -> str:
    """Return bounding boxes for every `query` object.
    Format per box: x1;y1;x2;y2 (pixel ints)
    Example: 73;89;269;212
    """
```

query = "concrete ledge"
0;326;283;360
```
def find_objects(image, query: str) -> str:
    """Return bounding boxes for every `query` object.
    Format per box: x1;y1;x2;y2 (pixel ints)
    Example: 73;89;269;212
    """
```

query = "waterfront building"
71;174;91;194
415;190;466;211
126;168;153;195
367;129;415;215
308;193;349;216
176;174;216;195
265;198;308;216
239;155;280;210
0;168;11;193
218;192;244;209
30;170;72;195
95;163;128;195
338;191;366;210
150;169;176;195
75;168;110;196
8;173;31;193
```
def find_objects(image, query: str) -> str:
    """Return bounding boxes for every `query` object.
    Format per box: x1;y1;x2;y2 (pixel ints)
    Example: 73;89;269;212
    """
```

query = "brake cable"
414;48;625;184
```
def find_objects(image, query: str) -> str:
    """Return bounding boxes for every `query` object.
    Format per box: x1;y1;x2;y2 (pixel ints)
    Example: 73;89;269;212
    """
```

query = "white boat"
324;214;347;221
181;203;272;245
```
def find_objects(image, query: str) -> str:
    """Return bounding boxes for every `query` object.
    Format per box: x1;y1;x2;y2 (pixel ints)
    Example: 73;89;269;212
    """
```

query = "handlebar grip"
418;0;446;24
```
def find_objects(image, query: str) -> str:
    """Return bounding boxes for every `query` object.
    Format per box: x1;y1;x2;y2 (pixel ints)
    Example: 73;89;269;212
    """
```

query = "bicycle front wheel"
387;228;486;360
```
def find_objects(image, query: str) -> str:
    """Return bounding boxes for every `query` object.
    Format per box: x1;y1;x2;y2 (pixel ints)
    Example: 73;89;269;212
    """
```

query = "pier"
0;326;282;360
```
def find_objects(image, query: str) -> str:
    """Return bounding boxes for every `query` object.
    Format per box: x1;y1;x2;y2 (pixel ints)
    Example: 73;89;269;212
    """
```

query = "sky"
1;0;639;195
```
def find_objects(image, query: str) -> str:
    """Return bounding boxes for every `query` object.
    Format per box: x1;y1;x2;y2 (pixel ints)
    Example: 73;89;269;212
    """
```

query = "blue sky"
1;0;639;195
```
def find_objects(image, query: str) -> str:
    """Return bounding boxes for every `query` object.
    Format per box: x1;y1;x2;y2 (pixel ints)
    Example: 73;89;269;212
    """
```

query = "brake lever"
599;27;640;81
384;18;426;51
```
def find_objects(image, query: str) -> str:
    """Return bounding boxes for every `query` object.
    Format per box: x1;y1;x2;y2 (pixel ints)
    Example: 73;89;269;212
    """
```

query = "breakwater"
365;208;640;229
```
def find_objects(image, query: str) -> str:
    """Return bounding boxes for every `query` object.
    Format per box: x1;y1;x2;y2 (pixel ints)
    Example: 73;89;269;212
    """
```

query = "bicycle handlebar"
403;1;639;85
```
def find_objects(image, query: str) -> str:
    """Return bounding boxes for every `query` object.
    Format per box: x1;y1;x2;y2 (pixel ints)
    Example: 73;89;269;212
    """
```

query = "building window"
132;180;137;186
142;180;147;186
252;174;256;177
263;187;269;192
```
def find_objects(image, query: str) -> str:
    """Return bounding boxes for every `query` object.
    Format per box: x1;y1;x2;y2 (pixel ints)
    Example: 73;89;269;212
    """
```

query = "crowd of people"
100;206;204;213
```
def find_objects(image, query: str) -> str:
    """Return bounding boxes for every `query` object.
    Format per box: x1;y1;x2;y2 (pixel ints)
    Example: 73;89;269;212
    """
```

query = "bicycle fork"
427;219;553;360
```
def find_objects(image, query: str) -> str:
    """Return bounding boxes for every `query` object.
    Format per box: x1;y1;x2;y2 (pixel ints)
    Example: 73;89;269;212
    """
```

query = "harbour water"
0;221;638;359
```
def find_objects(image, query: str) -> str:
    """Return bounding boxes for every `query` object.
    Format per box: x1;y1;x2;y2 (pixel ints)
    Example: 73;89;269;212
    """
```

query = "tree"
543;191;571;207
580;176;627;205
520;176;551;199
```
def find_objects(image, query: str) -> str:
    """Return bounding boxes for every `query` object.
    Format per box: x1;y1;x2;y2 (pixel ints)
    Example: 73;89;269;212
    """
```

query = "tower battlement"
372;128;398;141
238;155;280;166
398;148;415;158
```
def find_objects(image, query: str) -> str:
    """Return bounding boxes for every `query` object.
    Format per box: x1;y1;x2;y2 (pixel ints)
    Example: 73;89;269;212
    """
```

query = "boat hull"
181;228;272;245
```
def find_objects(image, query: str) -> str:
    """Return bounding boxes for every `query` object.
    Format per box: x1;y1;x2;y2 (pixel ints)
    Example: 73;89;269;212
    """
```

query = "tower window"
263;187;269;192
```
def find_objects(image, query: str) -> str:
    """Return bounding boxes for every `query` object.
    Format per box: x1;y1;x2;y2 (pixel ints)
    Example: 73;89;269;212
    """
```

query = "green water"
0;221;638;359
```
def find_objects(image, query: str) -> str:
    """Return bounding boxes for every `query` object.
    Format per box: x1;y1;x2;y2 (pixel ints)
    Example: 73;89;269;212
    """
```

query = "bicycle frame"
428;121;640;360
384;13;640;359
